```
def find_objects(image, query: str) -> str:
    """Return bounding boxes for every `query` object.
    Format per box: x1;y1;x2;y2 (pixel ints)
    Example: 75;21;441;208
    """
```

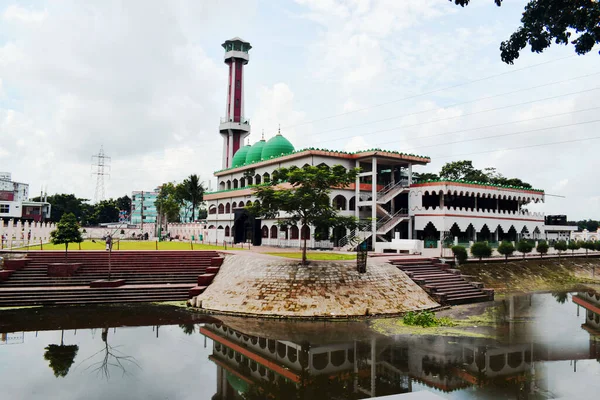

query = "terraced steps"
392;258;494;305
0;250;221;306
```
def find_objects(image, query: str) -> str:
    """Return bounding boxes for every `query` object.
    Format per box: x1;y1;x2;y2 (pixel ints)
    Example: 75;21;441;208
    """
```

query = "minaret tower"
219;37;252;169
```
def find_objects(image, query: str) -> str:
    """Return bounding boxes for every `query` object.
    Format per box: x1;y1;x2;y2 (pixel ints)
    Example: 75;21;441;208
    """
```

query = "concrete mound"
196;254;439;318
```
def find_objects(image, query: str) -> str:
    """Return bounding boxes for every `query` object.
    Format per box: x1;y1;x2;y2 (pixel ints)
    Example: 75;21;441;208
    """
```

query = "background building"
0;172;50;222
130;190;158;225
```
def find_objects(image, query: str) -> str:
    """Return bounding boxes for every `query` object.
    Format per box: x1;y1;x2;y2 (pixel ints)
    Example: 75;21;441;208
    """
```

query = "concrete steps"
0;250;220;306
391;258;494;306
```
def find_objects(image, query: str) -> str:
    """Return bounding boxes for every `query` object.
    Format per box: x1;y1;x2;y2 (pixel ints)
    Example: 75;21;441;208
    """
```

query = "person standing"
105;235;112;251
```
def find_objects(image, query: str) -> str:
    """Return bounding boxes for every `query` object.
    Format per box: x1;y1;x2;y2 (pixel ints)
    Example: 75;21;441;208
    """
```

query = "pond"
1;291;599;399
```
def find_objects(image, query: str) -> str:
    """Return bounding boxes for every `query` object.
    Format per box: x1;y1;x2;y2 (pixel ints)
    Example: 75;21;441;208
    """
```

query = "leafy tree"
516;240;534;259
180;174;205;222
50;213;83;261
44;330;79;378
568;219;600;232
554;240;568;259
551;291;569;304
451;245;468;265
179;324;196;335
413;172;439;182
567;240;581;256
440;160;489;182
595;241;600;252
155;183;182;233
115;195;131;214
536;241;549;258
250;164;360;265
93;199;120;224
32;193;92;223
451;0;600;64
581;240;596;257
497;241;515;263
197;208;208;220
471;242;492;262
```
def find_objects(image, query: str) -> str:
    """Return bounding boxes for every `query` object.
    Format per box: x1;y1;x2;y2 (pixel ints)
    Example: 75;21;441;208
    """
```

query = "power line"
367;106;600;149
401;119;600;152
312;74;600;144
91;146;111;203
282;55;576;129
432;135;600;160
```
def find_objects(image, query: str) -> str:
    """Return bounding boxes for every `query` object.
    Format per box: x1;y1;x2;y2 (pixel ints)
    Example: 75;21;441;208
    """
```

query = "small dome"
261;131;295;160
245;138;266;164
231;144;251;168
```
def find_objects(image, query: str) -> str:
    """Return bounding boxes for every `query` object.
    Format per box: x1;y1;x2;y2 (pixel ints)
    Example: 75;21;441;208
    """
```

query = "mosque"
204;38;547;252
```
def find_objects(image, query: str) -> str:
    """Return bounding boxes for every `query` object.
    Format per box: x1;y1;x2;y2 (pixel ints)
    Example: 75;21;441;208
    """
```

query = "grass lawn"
13;240;237;251
265;252;356;261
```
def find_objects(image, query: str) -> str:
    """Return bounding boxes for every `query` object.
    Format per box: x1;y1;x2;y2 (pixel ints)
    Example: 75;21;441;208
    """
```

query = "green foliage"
516;240;534;259
31;193;91;223
435;160;532;187
580;240;595;256
155;182;183;227
451;245;468;264
551;292;569;304
554;240;568;258
91;199;120;224
115;195;131;213
470;242;492;261
44;343;79;378
536;241;549;258
568;219;600;232
413;172;439;182
451;0;600;64
50;213;83;259
179;324;196;335
567;240;581;254
497;241;515;261
180;174;205;222
403;311;456;328
595;241;600;251
250;164;360;265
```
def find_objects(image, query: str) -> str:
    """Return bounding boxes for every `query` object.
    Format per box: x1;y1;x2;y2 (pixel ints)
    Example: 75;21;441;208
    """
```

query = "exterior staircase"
390;257;494;305
0;250;221;306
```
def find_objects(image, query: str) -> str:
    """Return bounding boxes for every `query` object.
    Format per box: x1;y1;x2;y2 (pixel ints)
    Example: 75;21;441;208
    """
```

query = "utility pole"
140;191;144;231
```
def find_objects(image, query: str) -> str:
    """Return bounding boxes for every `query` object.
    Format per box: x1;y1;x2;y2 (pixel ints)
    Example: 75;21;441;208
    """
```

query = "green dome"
231;144;251;168
261;132;295;160
245;138;266;164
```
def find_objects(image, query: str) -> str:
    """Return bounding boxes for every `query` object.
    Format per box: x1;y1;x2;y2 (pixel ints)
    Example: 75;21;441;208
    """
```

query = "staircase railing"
376;209;408;234
377;180;409;203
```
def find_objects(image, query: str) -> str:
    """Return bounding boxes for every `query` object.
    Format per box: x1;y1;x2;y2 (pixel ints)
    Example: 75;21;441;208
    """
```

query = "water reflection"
0;291;599;399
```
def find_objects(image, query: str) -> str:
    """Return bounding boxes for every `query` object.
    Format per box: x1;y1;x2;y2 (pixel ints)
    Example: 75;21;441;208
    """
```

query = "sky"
0;0;598;220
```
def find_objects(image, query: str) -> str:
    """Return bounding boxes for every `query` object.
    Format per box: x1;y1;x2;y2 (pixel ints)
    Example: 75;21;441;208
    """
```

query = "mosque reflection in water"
202;290;600;399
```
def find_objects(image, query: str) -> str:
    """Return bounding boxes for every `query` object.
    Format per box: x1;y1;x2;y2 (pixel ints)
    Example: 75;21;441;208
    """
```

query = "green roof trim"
214;147;431;174
413;179;544;193
205;183;271;196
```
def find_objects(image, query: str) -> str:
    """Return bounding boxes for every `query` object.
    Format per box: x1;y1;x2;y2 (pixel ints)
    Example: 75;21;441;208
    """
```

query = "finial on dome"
261;129;265;140
278;124;281;136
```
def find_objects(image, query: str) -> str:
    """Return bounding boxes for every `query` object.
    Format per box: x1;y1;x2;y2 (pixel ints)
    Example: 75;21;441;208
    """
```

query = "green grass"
12;240;239;251
265;252;356;261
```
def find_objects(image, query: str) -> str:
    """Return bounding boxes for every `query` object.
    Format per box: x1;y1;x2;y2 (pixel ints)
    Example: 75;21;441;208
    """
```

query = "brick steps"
0;250;221;306
391;257;494;306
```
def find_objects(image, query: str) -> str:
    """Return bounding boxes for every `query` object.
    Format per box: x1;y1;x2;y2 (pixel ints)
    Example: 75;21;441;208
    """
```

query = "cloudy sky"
0;0;598;219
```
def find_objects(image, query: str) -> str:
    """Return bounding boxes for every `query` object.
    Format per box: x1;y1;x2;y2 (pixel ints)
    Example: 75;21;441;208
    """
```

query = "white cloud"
3;5;47;23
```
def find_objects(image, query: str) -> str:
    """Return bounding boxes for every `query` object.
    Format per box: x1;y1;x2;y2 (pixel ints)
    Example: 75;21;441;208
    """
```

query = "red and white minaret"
220;37;251;169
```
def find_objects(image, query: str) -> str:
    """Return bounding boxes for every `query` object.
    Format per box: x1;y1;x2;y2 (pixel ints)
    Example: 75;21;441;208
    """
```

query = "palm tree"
182;174;205;222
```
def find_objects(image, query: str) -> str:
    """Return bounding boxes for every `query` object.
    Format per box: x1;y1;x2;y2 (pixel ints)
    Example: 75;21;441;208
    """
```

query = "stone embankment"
190;254;438;318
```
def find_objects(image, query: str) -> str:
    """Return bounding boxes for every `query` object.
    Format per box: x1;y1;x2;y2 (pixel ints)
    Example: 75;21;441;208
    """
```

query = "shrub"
403;311;455;328
580;241;595;257
471;242;492;261
497;241;515;262
554;240;568;259
517;240;534;259
451;245;468;265
536;241;549;258
567;240;581;255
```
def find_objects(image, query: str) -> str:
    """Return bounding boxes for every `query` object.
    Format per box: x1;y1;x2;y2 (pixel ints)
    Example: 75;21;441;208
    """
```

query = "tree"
93;199;120;224
451;245;468;265
44;330;79;378
250;164;360;266
115;195;132;214
413;172;439;182
581;240;596;257
497;241;515;263
155;183;182;234
554;240;568;259
470;242;492;262
536;241;549;258
32;193;91;223
551;291;569;304
451;0;600;64
50;213;83;261
439;160;489;182
567;240;581;256
180;174;205;222
516;240;534;259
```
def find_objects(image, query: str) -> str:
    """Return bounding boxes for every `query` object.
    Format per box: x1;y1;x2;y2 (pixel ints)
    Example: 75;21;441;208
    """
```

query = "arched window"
263;172;270;183
246;200;252;207
254;200;261;208
332;195;347;210
349;196;356;210
233;179;238;189
231;201;237;209
301;225;310;240
226;180;231;190
247;175;253;185
225;203;231;213
219;181;225;190
290;226;299;239
255;174;261;185
208;225;215;229
240;177;246;187
225;226;230;237
270;226;278;239
209;205;217;215
217;204;224;214
262;225;269;238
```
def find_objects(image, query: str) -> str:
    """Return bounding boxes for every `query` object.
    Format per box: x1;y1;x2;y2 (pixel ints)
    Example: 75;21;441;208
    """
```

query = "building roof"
411;179;544;193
